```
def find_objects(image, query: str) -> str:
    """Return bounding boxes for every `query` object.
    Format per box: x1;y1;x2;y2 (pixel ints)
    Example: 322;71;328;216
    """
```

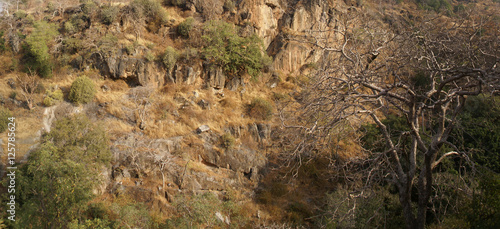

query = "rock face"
88;0;345;87
240;0;344;74
203;147;266;174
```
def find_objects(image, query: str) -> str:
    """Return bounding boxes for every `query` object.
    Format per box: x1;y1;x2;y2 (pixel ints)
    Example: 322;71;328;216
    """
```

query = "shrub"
43;87;64;107
0;31;6;52
131;0;168;26
100;5;119;25
220;133;235;149
203;20;271;77
161;46;179;71
178;17;194;37
0;106;12;133
14;10;27;19
25;21;59;78
69;76;96;104
246;98;273;120
223;0;235;12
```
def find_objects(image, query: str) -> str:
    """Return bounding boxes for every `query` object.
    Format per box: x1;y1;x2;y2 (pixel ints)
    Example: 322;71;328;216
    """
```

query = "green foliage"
161;46;179;71
202;20;271;77
468;171;500;228
417;0;452;13
63;38;83;54
17;143;96;228
220;133;235;149
178;17;194;37
69;76;97;105
16;114;111;228
81;0;98;16
131;0;169;28
14;10;27;19
0;31;6;52
43;87;64;107
451;95;500;173
100;5;119;25
25;21;58;78
98;34;119;55
246;98;273;120
110;202;153;228
0;106;12;133
47;114;111;165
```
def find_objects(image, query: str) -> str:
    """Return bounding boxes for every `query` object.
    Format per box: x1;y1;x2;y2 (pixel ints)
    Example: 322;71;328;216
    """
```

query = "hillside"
0;0;499;228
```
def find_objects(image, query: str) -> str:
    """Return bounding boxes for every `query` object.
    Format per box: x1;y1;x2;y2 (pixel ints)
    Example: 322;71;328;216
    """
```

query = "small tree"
178;17;194;37
202;20;271;77
69;76;96;104
25;21;58;78
161;46;179;71
16;70;40;110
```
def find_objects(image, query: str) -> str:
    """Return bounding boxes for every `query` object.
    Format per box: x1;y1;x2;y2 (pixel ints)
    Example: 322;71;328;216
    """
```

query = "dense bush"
43;87;64;107
17;114;111;228
203;20;271;77
161;46;179;71
0;106;12;133
177;17;194;37
131;0;168;28
451;95;500;173
220;133;235;149
100;5;119;25
25;21;58;78
69;76;96;104
246;98;273;120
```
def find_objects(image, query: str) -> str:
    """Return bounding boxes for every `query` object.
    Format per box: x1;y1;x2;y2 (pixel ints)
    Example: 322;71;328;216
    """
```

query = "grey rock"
197;125;210;134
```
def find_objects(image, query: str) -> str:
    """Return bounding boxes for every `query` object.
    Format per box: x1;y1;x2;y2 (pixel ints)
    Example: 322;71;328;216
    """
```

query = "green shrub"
0;31;6;52
17;114;111;228
131;0;169;26
81;0;98;16
69;76;96;104
43;87;64;107
0;106;12;133
161;46;179;71
25;21;59;78
203;20;271;77
64;21;76;34
100;5;119;25
246;98;273;120
63;38;83;54
14;10;27;19
177;17;194;37
220;133;235;149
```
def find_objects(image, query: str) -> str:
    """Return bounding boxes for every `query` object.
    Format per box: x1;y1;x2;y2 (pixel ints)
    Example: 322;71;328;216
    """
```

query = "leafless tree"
129;86;154;129
279;8;500;229
16;70;40;110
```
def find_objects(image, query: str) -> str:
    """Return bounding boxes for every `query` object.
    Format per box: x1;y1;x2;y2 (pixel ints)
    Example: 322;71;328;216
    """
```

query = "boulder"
197;125;211;134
